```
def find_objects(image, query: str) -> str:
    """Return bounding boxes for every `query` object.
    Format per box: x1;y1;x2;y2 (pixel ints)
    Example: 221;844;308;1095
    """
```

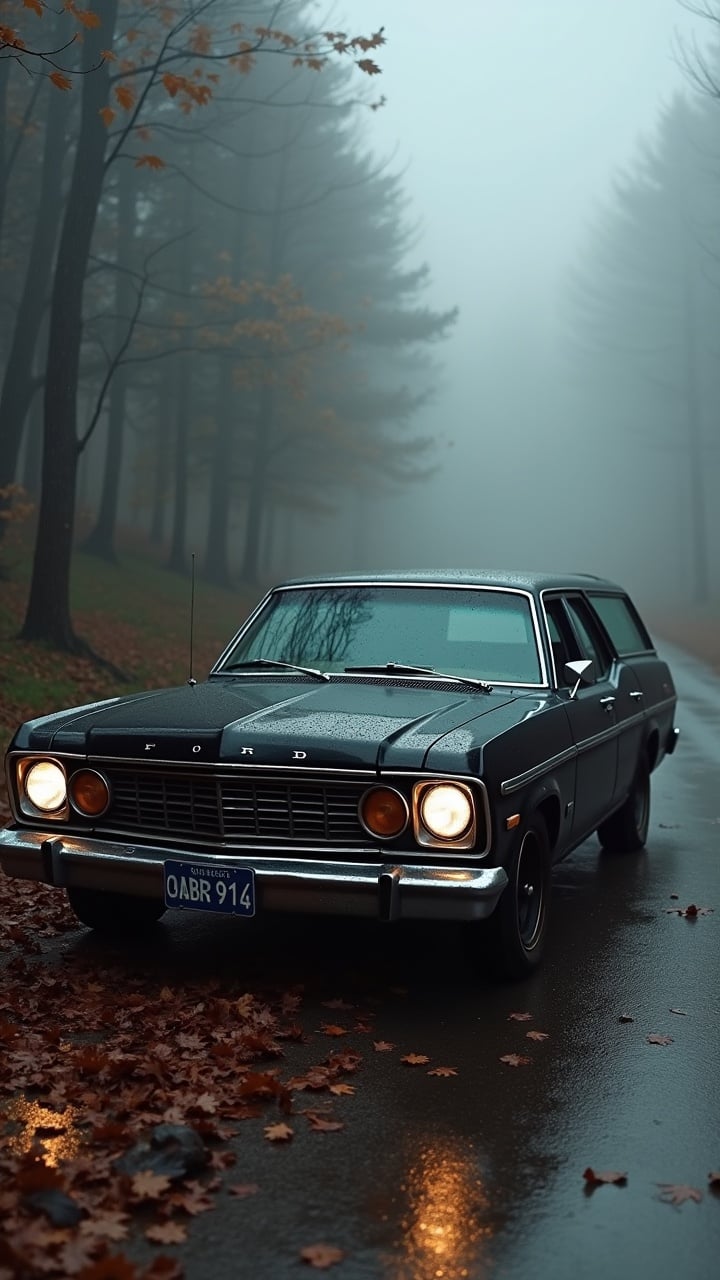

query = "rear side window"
588;594;653;656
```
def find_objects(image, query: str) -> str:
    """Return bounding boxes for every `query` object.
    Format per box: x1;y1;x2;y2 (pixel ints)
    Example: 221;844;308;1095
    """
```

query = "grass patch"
0;537;263;818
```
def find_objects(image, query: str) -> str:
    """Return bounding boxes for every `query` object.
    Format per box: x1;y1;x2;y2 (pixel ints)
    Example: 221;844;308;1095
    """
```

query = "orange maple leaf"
319;1023;348;1037
23;0;44;17
66;3;102;29
499;1053;532;1067
401;1053;430;1066
99;106;115;126
115;84;136;110
427;1066;458;1077
356;57;381;74
507;1011;533;1022
49;72;73;91
526;1031;550;1042
131;1170;171;1200
328;1083;355;1096
372;1040;394;1052
264;1122;293;1142
300;1242;344;1269
146;1220;187;1244
306;1113;344;1132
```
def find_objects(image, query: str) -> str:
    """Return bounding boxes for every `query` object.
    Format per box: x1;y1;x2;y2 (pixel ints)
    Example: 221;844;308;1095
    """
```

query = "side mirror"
564;658;594;698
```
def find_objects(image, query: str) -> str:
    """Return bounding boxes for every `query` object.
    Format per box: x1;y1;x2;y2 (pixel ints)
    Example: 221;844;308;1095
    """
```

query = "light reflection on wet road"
19;645;720;1278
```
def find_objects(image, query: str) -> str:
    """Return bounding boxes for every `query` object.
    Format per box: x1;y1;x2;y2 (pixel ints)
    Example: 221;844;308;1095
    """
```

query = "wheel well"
537;794;561;852
646;730;659;772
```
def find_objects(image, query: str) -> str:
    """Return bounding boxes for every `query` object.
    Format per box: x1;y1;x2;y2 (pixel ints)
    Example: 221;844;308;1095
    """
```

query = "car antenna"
188;552;197;687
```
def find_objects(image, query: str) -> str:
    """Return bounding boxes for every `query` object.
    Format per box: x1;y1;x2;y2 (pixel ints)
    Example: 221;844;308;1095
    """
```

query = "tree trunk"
240;381;272;582
0;84;71;527
202;355;234;586
0;59;10;245
21;0;119;649
83;170;137;562
683;264;708;604
166;353;191;575
149;368;174;546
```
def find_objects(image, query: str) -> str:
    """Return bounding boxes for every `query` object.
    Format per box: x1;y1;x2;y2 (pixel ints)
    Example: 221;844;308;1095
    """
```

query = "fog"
298;0;713;607
1;0;718;649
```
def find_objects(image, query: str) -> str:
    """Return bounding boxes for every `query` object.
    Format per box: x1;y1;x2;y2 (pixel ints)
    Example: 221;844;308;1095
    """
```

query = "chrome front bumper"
0;828;508;923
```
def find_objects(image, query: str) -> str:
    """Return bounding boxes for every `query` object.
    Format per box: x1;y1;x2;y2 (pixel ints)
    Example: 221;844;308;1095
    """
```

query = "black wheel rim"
516;830;544;951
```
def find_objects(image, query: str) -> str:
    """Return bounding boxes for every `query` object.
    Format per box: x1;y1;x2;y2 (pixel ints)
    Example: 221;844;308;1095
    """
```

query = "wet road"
25;645;720;1278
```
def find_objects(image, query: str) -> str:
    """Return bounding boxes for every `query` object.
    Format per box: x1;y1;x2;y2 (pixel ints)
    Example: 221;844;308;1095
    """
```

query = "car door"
544;594;617;838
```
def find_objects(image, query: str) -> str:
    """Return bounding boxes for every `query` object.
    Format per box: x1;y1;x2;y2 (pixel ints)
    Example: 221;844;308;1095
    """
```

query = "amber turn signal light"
359;787;408;838
69;769;110;817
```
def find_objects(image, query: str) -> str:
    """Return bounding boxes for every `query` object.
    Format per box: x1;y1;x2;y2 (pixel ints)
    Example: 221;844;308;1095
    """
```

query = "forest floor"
0;529;259;824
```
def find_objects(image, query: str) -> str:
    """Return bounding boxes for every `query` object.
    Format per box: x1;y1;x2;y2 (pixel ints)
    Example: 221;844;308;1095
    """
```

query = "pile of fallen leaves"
0;878;369;1277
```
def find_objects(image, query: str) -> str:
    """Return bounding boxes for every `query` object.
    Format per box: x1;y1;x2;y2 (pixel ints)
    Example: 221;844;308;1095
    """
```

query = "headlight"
359;787;408;838
23;760;67;814
69;769;110;817
418;783;473;841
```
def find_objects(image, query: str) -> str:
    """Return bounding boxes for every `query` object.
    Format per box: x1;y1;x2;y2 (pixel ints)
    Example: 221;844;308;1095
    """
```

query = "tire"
598;759;650;853
486;813;551;980
66;886;166;934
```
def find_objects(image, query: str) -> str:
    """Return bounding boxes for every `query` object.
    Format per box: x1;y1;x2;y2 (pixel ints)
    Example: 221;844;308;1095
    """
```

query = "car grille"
98;767;370;846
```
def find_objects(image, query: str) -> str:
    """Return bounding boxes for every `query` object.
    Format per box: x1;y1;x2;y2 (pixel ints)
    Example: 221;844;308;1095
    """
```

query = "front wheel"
598;760;650;853
486;813;551;980
66;886;166;934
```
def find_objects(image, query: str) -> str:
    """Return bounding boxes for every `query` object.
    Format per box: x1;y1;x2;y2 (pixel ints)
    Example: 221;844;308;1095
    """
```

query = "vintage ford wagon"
0;571;678;977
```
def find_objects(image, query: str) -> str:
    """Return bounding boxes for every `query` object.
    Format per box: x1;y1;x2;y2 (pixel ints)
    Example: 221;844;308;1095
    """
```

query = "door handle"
629;690;643;700
599;696;615;712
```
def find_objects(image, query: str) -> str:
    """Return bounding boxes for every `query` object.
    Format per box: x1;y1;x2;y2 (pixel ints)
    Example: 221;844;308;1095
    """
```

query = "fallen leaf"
427;1066;458;1077
656;1183;702;1207
583;1167;627;1186
618;1013;635;1023
708;1171;720;1189
400;1053;430;1066
80;1211;130;1242
319;1024;348;1037
507;1011;533;1022
669;1008;687;1016
328;1083;355;1096
665;904;713;918
228;1183;259;1197
306;1113;344;1132
499;1053;532;1067
264;1122;294;1142
526;1031;550;1042
130;1171;171;1200
646;1034;674;1046
145;1220;188;1244
372;1040;395;1052
300;1242;345;1269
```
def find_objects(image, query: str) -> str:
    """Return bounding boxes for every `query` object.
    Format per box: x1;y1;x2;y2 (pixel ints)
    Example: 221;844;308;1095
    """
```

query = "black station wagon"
0;571;678;977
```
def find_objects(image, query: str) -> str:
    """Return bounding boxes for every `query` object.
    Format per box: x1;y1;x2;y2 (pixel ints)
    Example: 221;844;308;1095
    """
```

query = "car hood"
12;676;544;772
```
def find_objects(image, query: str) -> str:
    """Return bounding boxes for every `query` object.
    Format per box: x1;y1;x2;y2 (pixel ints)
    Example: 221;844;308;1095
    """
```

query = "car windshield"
217;585;544;686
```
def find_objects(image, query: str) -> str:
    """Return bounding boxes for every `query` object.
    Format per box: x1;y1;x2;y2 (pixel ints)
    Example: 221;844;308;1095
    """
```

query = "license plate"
163;861;255;917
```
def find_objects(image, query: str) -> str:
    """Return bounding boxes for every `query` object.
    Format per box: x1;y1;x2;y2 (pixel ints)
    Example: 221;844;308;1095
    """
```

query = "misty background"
1;0;718;655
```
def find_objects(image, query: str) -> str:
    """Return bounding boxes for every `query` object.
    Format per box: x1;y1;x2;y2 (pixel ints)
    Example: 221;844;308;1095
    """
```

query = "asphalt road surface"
14;644;720;1279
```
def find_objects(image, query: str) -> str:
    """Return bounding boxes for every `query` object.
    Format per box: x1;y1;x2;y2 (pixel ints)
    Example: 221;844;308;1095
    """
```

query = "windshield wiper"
344;663;492;692
222;658;330;682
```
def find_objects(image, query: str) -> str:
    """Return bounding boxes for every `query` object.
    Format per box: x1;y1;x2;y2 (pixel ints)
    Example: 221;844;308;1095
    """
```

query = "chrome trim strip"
501;745;577;796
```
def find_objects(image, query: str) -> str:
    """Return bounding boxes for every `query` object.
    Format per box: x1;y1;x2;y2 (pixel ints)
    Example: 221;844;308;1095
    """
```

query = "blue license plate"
163;861;255;917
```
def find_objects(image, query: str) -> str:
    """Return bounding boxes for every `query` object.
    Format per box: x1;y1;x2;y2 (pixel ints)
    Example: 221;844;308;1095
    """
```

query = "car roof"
274;570;625;597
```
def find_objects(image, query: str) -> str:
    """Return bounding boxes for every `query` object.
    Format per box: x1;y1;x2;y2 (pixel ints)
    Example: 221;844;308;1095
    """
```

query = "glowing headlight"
419;783;473;841
24;760;67;813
